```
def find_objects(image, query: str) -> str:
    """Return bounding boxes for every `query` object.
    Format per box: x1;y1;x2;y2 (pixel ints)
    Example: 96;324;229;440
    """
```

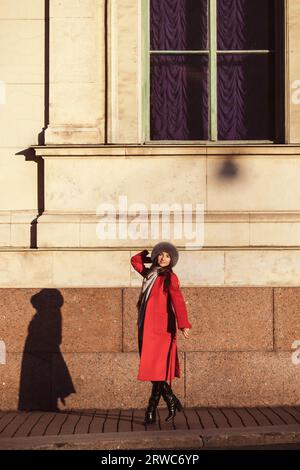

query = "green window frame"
142;0;285;144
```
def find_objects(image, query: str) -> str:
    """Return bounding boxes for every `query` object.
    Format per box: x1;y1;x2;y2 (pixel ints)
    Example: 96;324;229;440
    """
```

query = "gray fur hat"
150;241;179;267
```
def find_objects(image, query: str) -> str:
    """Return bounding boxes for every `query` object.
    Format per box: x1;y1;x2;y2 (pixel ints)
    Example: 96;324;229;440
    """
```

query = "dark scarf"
136;264;172;355
136;264;171;311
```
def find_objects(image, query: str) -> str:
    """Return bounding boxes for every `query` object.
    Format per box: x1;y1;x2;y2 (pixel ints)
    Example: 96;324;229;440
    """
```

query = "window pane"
217;54;275;140
150;0;208;51
217;0;275;50
150;55;208;140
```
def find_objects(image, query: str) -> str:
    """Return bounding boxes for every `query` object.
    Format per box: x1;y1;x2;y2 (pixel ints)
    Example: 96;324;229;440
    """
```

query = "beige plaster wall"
0;1;43;211
1;248;300;288
45;0;105;144
1;1;300;267
31;146;300;254
107;0;142;143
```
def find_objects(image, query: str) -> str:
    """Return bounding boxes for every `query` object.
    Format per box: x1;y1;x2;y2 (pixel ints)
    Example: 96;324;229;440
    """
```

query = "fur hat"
150;241;179;267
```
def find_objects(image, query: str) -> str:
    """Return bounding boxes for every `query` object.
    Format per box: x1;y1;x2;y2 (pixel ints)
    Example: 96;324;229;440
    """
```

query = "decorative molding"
33;144;300;158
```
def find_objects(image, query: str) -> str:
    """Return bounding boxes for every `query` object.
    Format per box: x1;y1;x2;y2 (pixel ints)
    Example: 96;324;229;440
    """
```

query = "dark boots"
144;380;184;425
160;381;183;422
143;381;163;425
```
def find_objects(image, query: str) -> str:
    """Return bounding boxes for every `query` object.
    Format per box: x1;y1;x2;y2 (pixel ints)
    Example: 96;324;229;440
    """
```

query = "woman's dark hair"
152;253;174;292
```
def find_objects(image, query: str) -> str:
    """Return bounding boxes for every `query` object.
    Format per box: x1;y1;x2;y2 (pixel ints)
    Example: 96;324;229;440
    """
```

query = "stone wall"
1;286;300;410
1;0;300;411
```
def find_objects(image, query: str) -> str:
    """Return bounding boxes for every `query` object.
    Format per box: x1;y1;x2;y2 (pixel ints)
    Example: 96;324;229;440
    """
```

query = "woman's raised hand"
180;328;190;339
141;249;152;263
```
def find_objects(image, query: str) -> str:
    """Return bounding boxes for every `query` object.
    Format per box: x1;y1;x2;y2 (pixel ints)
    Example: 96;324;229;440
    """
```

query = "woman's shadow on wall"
18;289;76;411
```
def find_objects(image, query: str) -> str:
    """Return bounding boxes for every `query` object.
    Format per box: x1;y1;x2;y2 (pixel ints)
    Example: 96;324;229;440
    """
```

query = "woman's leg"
160;381;183;422
144;381;163;425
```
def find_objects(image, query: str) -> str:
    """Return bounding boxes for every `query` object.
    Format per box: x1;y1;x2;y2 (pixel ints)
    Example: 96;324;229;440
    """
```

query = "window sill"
143;140;275;145
32;143;300;158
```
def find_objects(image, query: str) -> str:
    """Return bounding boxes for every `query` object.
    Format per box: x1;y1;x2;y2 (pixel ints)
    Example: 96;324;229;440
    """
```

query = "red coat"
131;250;192;384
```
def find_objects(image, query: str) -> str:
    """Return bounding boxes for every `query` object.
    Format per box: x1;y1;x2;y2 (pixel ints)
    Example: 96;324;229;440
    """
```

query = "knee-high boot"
143;381;163;425
160;381;183;422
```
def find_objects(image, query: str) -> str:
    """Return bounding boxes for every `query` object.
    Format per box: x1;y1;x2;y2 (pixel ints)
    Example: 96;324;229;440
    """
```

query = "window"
143;0;284;143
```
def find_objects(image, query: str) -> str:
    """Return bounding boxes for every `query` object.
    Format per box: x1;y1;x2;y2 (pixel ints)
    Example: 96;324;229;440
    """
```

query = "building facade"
1;0;300;410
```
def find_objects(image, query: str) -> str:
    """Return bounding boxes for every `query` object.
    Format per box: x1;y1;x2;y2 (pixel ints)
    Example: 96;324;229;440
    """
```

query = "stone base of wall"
1;286;300;410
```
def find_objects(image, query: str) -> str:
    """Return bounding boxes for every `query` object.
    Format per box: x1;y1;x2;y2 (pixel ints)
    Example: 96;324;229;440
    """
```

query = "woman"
131;241;192;425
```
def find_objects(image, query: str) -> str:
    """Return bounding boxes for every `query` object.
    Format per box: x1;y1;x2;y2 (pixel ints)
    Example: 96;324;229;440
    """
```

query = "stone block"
185;352;297;407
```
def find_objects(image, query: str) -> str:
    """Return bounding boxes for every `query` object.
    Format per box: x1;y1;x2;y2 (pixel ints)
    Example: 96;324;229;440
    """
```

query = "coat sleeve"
130;249;150;278
169;272;192;329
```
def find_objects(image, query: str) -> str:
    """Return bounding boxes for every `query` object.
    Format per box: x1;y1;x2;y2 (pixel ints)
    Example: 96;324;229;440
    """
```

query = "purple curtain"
217;0;275;140
217;54;274;140
150;55;208;140
150;0;208;51
217;0;275;50
150;0;276;141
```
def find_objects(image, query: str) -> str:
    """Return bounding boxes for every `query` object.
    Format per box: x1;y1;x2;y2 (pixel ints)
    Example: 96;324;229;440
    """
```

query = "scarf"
136;265;165;353
136;265;175;387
